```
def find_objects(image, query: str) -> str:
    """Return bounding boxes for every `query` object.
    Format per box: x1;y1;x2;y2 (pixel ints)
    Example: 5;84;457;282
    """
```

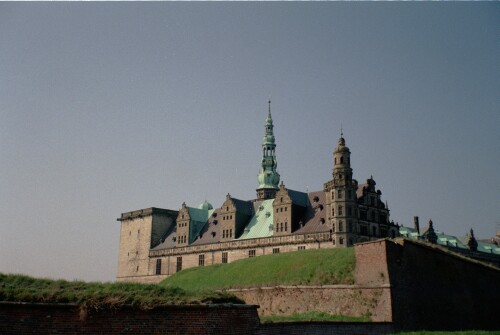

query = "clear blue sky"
1;3;498;282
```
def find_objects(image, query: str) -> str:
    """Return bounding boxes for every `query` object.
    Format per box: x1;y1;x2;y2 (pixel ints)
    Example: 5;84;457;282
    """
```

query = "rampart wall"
356;239;500;331
228;285;392;321
0;302;260;335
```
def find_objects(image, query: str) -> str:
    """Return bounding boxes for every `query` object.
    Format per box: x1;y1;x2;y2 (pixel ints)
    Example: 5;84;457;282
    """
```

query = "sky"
0;2;499;282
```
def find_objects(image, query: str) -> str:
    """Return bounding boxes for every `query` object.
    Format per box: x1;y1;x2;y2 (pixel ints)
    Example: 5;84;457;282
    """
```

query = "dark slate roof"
288;189;310;207
293;190;330;234
191;208;222;246
232;198;254;216
152;226;177;250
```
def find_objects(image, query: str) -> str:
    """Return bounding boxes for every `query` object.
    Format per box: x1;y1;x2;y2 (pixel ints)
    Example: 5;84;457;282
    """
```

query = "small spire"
468;228;478;251
340;123;343;137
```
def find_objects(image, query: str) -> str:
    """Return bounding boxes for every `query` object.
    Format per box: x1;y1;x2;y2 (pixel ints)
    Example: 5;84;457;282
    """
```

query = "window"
280;223;283;232
285;207;287;212
272;248;280;254
332;208;335;216
339;238;344;245
285;222;288;231
348;190;352;199
298;246;306;251
229;229;232;238
198;254;205;266
136;265;139;272
155;259;162;275
338;190;343;199
222;252;228;264
339;220;343;232
276;208;279;213
331;191;334;200
249;249;256;258
348;221;353;233
338;206;343;216
372;226;377;236
360;225;368;235
340;157;344;164
176;257;182;272
347;206;352;216
370;197;375;206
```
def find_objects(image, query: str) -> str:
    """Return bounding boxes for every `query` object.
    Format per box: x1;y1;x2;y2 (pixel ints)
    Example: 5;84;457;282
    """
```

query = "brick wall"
0;302;260;335
228;285;392;322
355;239;500;331
257;321;396;335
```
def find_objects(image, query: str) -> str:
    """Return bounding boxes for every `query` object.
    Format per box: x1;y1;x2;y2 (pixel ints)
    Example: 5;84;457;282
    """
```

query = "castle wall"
228;285;392;321
0;302;260;335
119;236;334;283
117;215;154;279
355;238;500;331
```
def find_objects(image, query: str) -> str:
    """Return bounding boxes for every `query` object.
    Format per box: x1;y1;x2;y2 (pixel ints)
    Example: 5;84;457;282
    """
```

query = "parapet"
117;207;178;221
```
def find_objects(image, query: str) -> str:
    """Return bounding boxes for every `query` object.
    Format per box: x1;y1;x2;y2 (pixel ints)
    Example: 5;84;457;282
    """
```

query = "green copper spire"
257;100;280;199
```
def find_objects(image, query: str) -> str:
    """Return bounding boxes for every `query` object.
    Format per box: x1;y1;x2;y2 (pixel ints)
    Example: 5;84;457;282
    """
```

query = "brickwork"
0;302;260;335
257;322;396;335
355;238;500;331
228;285;392;321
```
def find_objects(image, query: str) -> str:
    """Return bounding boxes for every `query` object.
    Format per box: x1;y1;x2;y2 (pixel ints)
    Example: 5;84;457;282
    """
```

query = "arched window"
340;157;344;164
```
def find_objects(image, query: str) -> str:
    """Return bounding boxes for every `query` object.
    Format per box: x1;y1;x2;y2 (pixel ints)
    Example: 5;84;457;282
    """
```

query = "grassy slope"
0;273;242;310
161;248;355;291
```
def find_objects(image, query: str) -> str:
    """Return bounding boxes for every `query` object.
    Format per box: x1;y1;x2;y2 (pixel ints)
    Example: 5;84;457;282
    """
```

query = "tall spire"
257;100;280;200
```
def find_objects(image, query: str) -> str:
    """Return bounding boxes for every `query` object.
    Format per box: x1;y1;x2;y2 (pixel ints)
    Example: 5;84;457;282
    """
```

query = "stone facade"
116;102;399;283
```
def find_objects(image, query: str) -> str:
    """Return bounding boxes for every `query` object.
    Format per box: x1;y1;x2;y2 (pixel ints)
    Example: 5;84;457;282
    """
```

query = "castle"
117;101;400;283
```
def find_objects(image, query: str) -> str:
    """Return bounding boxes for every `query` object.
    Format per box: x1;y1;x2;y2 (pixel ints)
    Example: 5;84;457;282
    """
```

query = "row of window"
156;246;309;275
276;206;288;213
331;189;354;200
222;229;233;238
177;235;187;244
222;215;233;221
178;221;187;227
334;156;350;165
275;222;288;233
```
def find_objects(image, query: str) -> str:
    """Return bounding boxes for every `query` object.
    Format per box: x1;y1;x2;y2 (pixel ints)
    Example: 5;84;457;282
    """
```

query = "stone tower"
324;133;359;247
256;100;280;200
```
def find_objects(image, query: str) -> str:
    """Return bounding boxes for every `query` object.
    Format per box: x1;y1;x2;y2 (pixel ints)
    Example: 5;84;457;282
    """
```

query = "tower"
256;100;280;200
324;133;359;247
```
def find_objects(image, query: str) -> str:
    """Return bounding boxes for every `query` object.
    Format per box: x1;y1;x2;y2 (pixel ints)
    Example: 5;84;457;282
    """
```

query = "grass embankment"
161;248;355;291
0;273;242;310
260;311;369;323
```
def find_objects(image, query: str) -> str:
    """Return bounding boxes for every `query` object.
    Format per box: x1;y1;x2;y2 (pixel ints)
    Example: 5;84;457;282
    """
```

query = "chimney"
414;216;420;235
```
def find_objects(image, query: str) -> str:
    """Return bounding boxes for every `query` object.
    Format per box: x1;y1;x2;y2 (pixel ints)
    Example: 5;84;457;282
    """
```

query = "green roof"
237;199;274;240
477;241;500;255
187;207;213;244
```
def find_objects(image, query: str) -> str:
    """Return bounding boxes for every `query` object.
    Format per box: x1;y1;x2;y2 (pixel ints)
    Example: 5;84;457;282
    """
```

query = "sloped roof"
399;226;421;239
288;189;310;207
151;227;177;250
237;199;274;240
191;208;221;246
232;198;253;216
187;207;213;243
293;191;330;234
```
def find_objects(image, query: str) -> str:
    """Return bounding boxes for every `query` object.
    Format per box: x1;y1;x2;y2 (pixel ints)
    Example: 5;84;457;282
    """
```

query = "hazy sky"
1;3;498;282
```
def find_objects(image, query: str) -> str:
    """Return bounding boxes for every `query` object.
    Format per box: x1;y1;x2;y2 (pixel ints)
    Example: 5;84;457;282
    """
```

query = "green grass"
260;311;370;323
397;332;500;335
161;248;355;291
0;273;242;310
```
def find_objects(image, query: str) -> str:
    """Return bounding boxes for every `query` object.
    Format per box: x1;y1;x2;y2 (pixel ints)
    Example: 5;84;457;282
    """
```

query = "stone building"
116;101;399;283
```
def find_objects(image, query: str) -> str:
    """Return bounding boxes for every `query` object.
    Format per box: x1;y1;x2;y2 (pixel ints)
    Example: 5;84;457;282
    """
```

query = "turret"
256;100;280;200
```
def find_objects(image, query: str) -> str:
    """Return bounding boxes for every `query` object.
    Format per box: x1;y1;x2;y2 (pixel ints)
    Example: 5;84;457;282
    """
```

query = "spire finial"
268;98;271;115
340;123;343;137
